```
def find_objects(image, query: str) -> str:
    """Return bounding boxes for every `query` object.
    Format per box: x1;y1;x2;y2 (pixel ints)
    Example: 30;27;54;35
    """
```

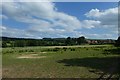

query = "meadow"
2;45;120;78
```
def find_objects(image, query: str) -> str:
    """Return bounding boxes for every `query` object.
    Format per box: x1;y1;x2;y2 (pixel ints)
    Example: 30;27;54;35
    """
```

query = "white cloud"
85;7;118;25
2;1;55;22
0;14;8;19
53;12;81;31
0;26;7;30
85;7;118;37
2;26;36;38
85;9;100;18
84;33;117;39
2;1;118;39
2;1;82;38
81;20;101;29
0;26;7;36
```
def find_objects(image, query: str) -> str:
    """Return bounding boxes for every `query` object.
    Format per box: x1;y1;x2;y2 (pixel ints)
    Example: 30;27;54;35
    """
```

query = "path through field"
41;45;110;48
17;52;47;59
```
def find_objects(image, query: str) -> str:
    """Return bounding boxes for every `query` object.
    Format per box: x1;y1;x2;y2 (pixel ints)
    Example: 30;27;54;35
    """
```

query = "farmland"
2;45;120;78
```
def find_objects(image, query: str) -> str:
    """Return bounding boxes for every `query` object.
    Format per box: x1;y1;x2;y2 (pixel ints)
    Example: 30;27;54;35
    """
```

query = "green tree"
2;41;7;47
115;36;120;47
77;36;86;45
15;40;23;47
65;37;72;45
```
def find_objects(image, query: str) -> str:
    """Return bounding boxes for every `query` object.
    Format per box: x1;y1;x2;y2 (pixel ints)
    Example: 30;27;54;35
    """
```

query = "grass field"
2;45;120;78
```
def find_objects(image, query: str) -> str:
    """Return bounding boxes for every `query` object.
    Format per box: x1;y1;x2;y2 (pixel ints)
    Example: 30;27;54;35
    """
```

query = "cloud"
0;26;7;30
0;26;7;36
0;14;8;19
2;1;118;39
85;7;118;25
2;1;55;22
85;7;118;37
84;33;117;39
2;1;82;38
2;25;36;38
53;12;81;31
2;1;81;28
81;20;101;29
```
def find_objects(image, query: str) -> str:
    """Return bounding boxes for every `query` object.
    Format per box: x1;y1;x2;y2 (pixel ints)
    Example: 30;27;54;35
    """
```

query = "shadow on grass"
57;56;120;78
103;47;120;55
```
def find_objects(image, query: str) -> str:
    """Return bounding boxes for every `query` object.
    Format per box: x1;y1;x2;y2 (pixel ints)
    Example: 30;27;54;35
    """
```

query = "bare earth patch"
17;53;47;59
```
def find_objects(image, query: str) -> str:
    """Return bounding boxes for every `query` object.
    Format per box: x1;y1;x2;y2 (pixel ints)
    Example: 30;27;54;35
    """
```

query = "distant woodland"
1;36;119;47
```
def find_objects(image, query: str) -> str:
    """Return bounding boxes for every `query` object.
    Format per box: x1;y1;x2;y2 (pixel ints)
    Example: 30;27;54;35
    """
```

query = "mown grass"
2;45;120;78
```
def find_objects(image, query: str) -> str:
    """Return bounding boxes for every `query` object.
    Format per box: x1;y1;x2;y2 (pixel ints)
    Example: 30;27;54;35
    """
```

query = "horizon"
1;36;117;40
1;2;118;39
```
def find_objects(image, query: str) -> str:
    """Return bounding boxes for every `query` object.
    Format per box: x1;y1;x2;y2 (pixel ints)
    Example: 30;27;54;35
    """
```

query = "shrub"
19;50;24;53
29;50;34;52
71;48;75;51
63;47;67;51
53;48;60;52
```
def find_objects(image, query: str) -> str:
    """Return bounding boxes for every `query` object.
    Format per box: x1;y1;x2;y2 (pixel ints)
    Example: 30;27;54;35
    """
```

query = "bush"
71;48;75;51
29;50;34;52
63;47;67;51
19;50;24;53
6;50;14;53
53;48;61;52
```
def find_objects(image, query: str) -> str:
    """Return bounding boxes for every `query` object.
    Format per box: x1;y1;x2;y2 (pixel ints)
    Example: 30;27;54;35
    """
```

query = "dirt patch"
17;54;46;59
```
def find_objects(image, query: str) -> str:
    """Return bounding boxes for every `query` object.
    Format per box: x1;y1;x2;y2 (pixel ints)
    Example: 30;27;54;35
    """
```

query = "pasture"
2;45;120;78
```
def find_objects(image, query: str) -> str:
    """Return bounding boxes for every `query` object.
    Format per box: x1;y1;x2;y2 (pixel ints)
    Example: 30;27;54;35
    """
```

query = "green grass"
2;45;120;78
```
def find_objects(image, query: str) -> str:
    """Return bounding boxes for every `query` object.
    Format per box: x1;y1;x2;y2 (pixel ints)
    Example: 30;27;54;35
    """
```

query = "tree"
2;41;7;47
77;36;86;45
115;36;120;47
15;40;24;47
65;37;72;45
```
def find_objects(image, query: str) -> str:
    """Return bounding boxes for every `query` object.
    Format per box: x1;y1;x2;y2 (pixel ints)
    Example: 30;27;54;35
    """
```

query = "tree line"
1;36;87;47
115;36;120;47
1;36;119;47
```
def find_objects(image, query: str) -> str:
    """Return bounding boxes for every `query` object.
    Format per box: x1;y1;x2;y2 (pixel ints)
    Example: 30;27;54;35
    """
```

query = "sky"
1;1;119;39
